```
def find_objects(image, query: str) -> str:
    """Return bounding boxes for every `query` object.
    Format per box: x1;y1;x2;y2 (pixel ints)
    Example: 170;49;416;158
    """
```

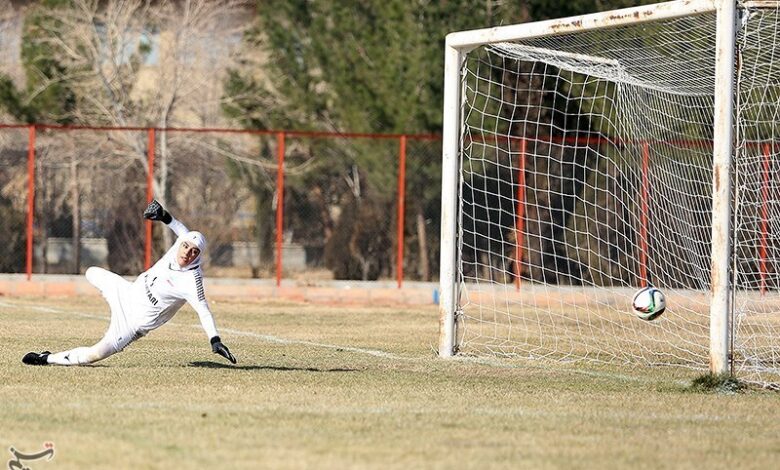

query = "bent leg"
46;317;141;366
53;267;139;365
86;266;129;296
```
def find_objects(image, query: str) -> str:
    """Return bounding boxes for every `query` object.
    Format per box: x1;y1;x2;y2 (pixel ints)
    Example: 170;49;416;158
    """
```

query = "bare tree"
25;0;252;271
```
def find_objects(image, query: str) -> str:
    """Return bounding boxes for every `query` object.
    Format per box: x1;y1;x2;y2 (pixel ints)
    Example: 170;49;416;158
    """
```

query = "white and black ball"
632;287;666;321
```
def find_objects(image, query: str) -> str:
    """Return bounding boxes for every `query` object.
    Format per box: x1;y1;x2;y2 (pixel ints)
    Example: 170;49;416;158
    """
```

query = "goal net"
439;0;780;388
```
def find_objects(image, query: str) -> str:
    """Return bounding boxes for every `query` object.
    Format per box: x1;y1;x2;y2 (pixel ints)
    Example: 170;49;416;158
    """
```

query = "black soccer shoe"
22;351;51;366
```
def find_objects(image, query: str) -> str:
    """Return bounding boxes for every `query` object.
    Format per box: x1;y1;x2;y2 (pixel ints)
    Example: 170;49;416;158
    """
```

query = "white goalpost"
439;0;780;388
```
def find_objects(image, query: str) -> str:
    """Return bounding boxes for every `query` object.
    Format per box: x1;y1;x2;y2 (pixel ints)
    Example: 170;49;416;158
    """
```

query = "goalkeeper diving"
22;200;237;366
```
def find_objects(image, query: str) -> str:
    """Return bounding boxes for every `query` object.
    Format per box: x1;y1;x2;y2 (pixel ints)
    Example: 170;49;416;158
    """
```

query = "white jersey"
124;218;218;339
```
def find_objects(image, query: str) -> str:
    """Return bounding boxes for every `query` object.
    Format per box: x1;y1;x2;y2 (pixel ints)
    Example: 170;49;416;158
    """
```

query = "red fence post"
760;142;771;295
26;125;36;280
145;128;156;270
514;138;527;291
397;135;407;288
275;132;286;287
639;142;650;288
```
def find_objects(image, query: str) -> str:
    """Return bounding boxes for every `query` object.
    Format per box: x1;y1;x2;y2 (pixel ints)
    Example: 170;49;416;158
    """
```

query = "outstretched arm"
186;276;237;364
191;298;219;340
143;199;189;237
194;301;237;364
166;217;189;237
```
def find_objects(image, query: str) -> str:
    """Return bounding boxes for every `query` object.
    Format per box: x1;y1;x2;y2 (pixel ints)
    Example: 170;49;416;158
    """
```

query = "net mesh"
455;5;780;387
733;5;780;386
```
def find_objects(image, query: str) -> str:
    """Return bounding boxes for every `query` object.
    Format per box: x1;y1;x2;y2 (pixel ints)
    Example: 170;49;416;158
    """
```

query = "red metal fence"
465;134;778;293
0;124;441;287
2;124;777;293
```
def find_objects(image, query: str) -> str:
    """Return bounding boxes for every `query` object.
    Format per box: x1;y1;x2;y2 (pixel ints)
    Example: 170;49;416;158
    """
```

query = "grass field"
2;296;779;469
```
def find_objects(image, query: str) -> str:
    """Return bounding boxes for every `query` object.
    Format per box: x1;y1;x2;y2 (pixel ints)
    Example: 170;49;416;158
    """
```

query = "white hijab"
171;231;207;271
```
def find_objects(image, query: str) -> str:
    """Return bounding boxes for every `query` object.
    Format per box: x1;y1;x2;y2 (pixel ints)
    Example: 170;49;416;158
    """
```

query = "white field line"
0;299;680;385
213;327;413;361
0;299;107;320
0;299;416;361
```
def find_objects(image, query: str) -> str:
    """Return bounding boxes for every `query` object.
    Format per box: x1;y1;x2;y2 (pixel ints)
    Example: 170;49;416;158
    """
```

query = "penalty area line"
0;299;107;321
0;298;421;362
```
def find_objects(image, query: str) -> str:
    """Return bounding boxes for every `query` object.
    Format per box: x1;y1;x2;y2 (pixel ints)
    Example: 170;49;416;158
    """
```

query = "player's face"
177;241;201;267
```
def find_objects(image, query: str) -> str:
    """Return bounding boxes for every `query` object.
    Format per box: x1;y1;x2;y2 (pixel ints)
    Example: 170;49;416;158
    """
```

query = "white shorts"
86;267;142;352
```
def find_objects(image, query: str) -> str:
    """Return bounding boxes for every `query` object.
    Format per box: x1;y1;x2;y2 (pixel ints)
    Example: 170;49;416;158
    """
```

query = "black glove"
210;336;237;364
143;199;172;224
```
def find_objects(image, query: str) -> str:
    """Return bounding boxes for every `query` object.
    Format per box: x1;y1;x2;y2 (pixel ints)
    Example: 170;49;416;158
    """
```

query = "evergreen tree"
225;0;535;279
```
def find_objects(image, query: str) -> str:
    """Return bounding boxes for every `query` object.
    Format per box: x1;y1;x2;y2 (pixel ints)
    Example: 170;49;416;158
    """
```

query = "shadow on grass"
188;361;358;373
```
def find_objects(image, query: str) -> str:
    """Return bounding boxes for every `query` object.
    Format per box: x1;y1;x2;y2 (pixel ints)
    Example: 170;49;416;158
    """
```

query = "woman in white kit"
22;200;237;366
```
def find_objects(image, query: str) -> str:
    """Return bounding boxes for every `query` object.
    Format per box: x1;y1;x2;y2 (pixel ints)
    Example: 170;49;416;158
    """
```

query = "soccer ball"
632;287;666;321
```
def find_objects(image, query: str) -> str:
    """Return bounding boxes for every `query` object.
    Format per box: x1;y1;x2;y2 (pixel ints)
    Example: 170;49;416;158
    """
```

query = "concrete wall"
0;274;440;306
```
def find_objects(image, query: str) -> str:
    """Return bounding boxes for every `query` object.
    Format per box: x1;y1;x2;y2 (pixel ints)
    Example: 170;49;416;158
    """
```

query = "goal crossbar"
444;0;717;52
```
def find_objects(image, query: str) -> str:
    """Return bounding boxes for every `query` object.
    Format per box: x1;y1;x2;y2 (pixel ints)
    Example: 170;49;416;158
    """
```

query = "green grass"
689;373;746;394
1;296;779;469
